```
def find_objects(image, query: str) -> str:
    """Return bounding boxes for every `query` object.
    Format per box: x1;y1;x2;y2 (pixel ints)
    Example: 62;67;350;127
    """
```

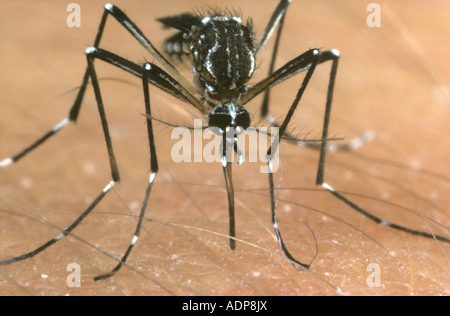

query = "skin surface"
0;0;449;295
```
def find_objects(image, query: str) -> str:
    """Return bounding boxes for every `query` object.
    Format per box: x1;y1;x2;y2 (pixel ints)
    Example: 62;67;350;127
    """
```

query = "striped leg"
0;3;201;172
265;49;322;269
0;181;115;265
93;63;159;281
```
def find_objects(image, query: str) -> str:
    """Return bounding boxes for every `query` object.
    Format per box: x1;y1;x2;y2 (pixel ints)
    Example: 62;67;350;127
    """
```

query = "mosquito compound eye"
208;103;250;134
208;111;232;133
235;107;250;132
208;104;234;132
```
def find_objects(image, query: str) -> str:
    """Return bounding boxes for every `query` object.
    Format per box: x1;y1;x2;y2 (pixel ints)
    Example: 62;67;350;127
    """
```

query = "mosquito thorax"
208;102;250;135
187;14;256;101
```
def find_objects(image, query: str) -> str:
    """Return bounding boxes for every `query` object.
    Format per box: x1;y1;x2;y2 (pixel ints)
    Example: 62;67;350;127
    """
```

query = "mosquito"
1;0;448;282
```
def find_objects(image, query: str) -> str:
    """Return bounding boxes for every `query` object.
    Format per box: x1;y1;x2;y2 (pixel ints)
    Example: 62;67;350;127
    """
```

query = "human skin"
0;0;448;295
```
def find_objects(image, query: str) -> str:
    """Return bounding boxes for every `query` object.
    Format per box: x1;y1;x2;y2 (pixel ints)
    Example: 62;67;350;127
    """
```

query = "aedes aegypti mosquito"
1;0;449;282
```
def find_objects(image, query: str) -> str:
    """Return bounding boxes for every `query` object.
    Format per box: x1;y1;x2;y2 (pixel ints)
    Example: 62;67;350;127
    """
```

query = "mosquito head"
208;102;250;135
188;14;256;101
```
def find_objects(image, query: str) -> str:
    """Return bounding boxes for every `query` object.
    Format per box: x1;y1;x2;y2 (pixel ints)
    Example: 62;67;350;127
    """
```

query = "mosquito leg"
86;48;120;182
0;117;71;168
0;181;116;265
257;1;373;152
93;63;160;281
102;4;198;100
85;48;199;107
0;3;202;171
256;0;291;55
242;49;322;105
0;9;113;169
259;2;288;117
322;183;450;243
69;8;110;122
1;46;194;278
310;49;446;240
265;50;321;269
256;0;292;117
314;50;339;185
267;160;310;269
265;47;450;244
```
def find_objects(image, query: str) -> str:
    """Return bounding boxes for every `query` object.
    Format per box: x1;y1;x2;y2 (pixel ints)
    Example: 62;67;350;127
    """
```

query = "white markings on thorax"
205;23;221;83
195;15;256;96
